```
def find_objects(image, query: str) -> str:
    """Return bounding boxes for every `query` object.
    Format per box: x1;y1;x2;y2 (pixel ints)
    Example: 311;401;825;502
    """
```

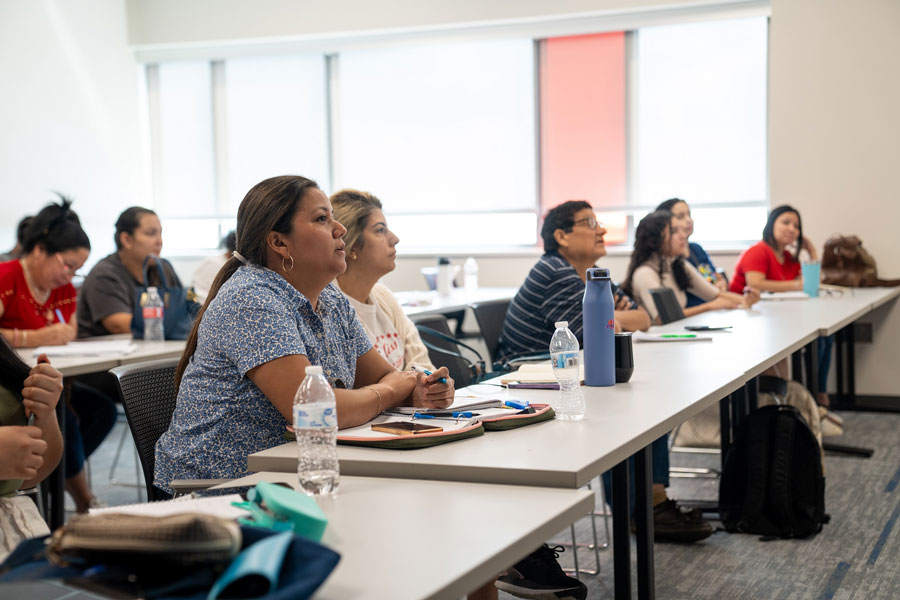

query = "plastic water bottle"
437;257;452;296
583;268;615;386
463;256;479;291
549;321;586;421
141;286;165;341
294;365;339;497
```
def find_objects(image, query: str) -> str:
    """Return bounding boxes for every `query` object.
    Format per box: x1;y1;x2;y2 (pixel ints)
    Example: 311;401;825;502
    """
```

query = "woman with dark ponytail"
0;196;116;513
622;211;758;324
154;176;454;495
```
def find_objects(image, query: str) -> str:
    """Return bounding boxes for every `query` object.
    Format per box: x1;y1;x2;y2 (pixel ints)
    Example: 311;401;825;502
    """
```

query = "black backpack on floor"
719;404;829;539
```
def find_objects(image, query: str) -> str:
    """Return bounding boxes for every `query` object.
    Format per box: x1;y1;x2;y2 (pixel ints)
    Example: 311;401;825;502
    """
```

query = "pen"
409;364;447;384
660;334;697;338
413;411;474;419
504;400;530;410
54;308;65;324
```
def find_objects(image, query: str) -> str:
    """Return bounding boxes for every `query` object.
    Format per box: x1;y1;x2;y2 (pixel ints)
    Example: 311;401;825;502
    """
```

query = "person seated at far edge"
77;206;184;338
154;176;454;497
730;204;838;414
655;198;728;307
497;203;711;546
331;189;434;371
497;200;650;364
622;210;759;325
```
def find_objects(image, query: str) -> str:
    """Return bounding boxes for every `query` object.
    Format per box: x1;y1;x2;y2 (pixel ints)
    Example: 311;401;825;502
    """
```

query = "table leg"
719;395;732;472
835;328;846;405
612;460;631;600
634;447;655;600
48;395;66;529
846;326;856;404
746;377;759;412
806;338;819;399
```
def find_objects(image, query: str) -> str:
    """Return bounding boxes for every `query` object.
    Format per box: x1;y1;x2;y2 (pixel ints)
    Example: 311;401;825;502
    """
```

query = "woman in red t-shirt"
0;197;116;513
730;205;819;294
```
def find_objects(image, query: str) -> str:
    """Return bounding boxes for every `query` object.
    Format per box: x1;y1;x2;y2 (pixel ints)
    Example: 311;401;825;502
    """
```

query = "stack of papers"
89;494;247;519
500;362;583;385
32;339;137;357
632;331;713;343
759;291;810;301
384;398;503;415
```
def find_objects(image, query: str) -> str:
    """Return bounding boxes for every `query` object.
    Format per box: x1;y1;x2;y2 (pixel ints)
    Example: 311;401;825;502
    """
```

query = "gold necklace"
20;258;51;304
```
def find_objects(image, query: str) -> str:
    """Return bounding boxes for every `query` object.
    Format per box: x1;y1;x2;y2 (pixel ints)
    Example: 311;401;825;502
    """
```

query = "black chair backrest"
109;358;179;501
649;287;686;324
412;314;480;387
469;299;510;366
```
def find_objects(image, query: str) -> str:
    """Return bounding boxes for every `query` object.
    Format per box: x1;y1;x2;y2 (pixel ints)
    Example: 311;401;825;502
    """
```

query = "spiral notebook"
89;493;248;519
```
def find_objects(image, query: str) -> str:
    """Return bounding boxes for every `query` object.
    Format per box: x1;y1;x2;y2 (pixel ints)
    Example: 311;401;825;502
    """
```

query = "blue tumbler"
583;267;616;386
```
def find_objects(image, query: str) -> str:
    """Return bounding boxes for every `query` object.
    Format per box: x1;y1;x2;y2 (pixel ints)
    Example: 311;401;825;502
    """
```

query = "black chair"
109;358;226;500
469;299;550;372
469;299;509;369
649;287;686;324
412;314;485;387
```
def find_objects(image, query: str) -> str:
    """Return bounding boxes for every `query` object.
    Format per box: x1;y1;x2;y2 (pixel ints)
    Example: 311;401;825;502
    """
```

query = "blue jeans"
601;433;670;515
63;382;117;477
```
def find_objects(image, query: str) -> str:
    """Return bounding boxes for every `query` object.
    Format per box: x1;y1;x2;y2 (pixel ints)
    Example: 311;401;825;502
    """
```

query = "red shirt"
0;260;77;330
730;241;801;293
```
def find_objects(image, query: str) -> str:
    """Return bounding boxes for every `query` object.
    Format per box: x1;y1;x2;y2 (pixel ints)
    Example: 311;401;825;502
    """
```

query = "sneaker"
651;499;713;543
495;544;587;600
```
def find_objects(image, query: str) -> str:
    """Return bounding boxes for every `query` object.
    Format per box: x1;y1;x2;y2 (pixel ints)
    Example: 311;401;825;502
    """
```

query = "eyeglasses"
572;216;603;231
56;253;84;278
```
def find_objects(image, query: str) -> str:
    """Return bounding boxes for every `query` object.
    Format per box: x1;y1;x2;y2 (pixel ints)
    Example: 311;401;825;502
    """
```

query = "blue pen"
413;411;474;419
505;400;530;410
54;308;65;324
410;364;447;384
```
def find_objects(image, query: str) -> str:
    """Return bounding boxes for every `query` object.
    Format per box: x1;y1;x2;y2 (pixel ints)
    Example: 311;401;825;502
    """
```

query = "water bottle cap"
437;257;451;265
305;365;323;375
555;321;568;328
586;268;611;281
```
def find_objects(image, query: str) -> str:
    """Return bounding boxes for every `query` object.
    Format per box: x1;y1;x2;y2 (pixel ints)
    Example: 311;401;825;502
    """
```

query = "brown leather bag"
821;235;900;287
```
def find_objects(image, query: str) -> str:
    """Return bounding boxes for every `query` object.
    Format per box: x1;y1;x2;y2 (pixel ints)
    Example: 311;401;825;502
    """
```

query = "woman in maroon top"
0;198;116;512
730;204;819;294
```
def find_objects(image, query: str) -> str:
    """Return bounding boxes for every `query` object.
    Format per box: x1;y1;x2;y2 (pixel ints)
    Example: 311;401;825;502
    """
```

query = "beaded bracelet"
364;385;383;416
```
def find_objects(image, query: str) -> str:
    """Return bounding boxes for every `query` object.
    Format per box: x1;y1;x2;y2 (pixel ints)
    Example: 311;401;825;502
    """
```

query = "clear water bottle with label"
294;365;339;497
141;286;165;341
549;321;586;421
463;256;479;291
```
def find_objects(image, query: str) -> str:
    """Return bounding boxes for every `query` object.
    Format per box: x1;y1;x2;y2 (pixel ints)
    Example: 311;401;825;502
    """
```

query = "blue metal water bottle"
583;267;616;386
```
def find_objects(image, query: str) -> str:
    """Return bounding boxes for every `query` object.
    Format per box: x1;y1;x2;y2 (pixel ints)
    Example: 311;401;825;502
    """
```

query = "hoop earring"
282;254;295;273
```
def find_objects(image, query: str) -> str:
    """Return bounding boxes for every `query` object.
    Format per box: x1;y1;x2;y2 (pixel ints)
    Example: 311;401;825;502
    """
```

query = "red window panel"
539;32;627;245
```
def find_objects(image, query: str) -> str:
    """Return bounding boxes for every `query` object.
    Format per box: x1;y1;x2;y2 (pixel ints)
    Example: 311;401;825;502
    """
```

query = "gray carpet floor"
84;410;900;600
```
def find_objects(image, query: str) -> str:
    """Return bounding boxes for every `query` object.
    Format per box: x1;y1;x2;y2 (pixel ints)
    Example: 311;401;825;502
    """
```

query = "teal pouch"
233;481;328;542
207;530;293;600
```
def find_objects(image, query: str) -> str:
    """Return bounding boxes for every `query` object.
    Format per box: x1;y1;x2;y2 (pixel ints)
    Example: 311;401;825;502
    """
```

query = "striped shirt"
497;252;636;360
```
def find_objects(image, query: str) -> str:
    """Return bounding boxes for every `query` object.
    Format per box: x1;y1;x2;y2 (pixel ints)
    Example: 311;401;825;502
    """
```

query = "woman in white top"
331;189;434;371
622;211;759;324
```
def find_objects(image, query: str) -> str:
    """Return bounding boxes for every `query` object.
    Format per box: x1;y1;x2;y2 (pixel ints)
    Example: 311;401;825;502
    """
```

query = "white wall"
0;0;146;267
770;0;900;396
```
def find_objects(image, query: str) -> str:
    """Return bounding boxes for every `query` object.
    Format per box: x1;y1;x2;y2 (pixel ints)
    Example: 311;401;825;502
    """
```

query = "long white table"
212;472;593;600
16;339;186;376
248;285;900;599
395;287;518;317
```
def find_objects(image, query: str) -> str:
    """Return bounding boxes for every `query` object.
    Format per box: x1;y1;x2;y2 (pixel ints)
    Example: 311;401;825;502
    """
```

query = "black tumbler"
615;332;634;383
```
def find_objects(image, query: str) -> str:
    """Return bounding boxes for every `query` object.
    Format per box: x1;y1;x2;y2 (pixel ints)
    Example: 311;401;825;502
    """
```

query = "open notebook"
89;494;248;519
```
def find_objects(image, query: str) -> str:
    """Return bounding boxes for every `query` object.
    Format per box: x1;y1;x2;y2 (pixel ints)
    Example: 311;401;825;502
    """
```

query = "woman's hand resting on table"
411;366;454;409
